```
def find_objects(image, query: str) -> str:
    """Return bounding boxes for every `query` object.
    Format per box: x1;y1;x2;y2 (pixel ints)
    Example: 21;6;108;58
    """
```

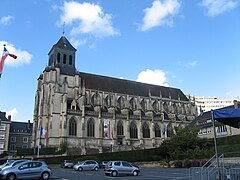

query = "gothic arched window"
69;119;76;136
87;119;95;137
117;121;124;136
130;122;138;139
69;55;72;65
142;122;150;138
57;53;60;63
63;54;66;64
154;124;161;137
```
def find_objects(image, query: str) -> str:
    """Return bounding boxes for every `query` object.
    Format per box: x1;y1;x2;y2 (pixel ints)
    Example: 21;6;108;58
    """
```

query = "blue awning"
213;108;240;128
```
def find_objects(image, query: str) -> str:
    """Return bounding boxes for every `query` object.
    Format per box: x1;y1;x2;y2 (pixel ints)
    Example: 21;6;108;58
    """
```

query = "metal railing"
189;154;226;180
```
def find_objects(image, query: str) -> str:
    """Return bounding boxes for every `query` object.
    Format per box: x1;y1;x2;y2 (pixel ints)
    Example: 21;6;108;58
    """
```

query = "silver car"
0;160;52;180
105;161;140;177
0;159;29;172
73;160;99;171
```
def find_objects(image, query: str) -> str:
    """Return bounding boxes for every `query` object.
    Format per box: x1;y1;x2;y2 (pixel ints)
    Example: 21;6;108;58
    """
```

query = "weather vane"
62;22;65;35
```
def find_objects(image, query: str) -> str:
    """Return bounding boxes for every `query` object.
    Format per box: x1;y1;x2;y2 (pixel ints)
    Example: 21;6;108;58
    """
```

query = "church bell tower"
48;35;77;75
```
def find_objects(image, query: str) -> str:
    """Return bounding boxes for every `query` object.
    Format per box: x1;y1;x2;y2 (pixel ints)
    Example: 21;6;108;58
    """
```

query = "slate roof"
48;36;76;54
80;72;189;101
190;105;235;127
10;121;33;133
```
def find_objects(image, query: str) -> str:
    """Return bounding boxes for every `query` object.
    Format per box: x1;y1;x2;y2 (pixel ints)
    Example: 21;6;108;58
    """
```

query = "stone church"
32;36;198;155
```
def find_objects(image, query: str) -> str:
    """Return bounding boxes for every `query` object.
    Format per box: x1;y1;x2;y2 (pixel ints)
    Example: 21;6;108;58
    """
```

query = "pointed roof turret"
49;35;76;53
47;35;77;75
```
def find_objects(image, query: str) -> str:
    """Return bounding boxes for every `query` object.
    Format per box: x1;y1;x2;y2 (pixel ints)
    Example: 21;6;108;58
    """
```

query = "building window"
216;125;227;136
87;119;95;137
69;55;72;65
0;142;4;149
130;122;138;139
22;145;28;149
63;54;66;64
10;144;16;151
142;123;150;138
0;134;5;139
69;119;77;136
117;121;124;136
23;137;28;143
57;53;60;63
11;137;16;142
0;125;6;130
154;124;161;137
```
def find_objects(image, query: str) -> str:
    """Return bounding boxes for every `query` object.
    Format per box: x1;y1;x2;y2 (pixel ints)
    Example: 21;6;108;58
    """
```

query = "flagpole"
37;126;41;157
211;110;220;179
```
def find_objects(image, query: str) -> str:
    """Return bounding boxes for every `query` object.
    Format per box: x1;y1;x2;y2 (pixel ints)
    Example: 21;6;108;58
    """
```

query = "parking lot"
50;166;190;180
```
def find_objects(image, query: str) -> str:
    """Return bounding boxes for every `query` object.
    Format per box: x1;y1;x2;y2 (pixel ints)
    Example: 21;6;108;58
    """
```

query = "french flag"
40;127;49;139
0;45;17;78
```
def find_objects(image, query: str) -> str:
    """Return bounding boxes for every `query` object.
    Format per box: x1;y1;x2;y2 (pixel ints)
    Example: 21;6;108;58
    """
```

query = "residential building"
191;100;240;139
0;111;11;154
9;120;33;155
32;35;198;155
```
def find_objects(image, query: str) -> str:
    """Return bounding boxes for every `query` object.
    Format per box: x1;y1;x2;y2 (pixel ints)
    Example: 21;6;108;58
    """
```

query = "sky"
0;0;240;122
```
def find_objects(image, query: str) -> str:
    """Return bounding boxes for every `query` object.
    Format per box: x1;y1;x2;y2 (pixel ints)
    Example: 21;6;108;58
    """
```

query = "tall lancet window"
130;122;138;139
87;119;95;137
142;122;150;138
57;53;60;63
69;55;72;65
69;119;77;136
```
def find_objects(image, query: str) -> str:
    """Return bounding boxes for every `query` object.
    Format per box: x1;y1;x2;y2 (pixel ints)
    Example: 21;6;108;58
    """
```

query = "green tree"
158;126;213;160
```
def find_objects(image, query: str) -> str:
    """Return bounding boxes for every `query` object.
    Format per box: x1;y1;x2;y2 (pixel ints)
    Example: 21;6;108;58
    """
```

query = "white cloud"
201;0;238;17
58;1;120;38
140;0;181;31
6;108;18;120
185;60;198;68
0;41;32;67
136;69;169;86
177;60;198;68
70;38;87;48
0;15;14;25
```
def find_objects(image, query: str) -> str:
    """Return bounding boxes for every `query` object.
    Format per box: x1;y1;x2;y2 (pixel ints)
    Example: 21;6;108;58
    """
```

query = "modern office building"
190;96;240;114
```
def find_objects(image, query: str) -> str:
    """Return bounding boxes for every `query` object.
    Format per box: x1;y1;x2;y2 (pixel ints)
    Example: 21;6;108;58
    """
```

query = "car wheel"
6;173;16;180
94;167;99;171
41;172;50;180
132;170;139;176
78;167;83;171
111;171;118;177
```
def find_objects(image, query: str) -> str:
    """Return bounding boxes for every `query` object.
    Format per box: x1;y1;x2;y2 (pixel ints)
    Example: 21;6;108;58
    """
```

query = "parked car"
100;161;108;169
105;160;140;177
0;160;15;170
61;160;74;168
0;159;29;172
73;160;99;171
0;160;52;180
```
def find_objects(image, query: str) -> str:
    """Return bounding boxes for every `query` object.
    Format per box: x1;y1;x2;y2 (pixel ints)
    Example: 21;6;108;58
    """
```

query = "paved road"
50;166;190;180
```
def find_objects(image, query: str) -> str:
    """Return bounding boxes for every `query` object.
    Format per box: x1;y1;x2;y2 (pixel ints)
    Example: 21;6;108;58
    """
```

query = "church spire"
47;36;77;75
